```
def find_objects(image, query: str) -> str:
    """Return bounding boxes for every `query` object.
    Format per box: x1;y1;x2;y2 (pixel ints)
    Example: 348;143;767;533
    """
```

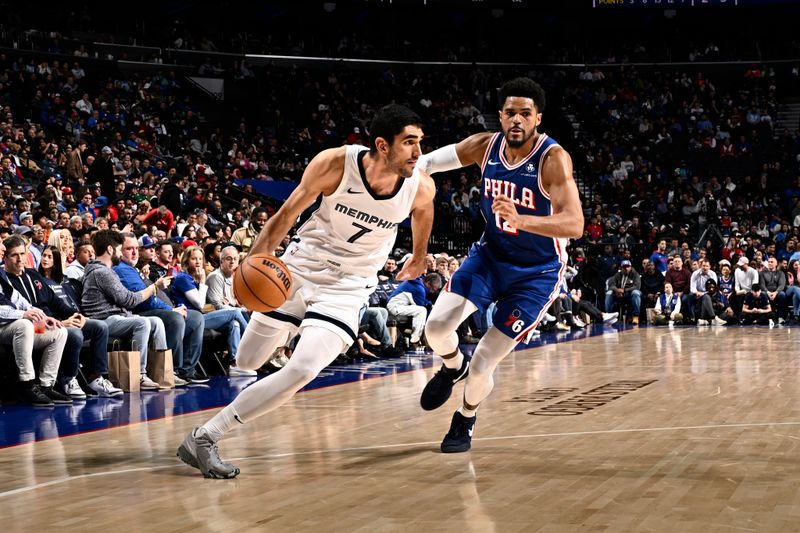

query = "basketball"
232;253;292;312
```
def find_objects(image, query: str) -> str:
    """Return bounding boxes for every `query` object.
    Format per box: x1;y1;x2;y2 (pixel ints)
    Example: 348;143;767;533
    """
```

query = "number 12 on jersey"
495;214;518;235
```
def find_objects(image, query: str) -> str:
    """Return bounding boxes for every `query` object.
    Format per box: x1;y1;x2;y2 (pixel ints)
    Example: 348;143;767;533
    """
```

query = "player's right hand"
396;255;426;281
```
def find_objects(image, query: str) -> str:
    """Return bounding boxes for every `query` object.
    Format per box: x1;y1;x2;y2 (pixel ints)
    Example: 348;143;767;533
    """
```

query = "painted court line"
2;420;800;499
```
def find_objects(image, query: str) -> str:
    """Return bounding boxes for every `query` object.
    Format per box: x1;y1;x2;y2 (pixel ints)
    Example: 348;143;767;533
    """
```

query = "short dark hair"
424;272;442;290
498;77;546;113
75;241;94;254
3;235;26;252
91;229;124;256
368;104;423;154
155;239;173;252
251;206;268;219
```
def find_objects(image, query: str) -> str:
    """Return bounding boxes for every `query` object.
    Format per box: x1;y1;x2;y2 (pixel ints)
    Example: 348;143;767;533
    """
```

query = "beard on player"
387;147;417;179
503;123;537;149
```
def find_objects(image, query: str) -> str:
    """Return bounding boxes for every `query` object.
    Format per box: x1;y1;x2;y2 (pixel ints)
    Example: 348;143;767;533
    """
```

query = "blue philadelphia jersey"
478;132;567;267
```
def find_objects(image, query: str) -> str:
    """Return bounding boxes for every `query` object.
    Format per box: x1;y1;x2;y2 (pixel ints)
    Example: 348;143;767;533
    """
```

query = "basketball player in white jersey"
415;78;584;452
177;104;436;478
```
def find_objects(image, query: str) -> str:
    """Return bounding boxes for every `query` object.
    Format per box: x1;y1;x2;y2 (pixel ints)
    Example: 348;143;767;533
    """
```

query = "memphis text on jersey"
334;202;398;230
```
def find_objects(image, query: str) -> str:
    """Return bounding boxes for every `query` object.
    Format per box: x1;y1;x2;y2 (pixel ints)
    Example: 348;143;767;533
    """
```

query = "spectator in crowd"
378;257;398;282
664;256;692;320
649;240;670;274
170;245;253;377
231;207;267;255
3;235;117;397
784;260;800;322
605;259;642;324
652;282;682;325
149;240;174;282
89;146;115;198
114;234;207;385
143;205;175;235
0;266;70;405
759;257;787;322
48;228;74;270
566;288;618;325
687;259;718;321
386;273;441;346
206;245;243;311
733;256;760;314
717;260;735;303
640;259;665;312
64;241;94;280
696;278;732;326
81;230;171;390
740;285;774;325
38;246;64;284
28;225;46;268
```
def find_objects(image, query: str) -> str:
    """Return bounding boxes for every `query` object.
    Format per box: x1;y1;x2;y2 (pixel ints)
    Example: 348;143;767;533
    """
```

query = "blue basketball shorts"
445;244;565;342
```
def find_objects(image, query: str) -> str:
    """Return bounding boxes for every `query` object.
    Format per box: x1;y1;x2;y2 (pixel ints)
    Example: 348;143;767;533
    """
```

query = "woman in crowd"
170;246;253;376
38;245;64;284
784;260;800;321
47;228;74;270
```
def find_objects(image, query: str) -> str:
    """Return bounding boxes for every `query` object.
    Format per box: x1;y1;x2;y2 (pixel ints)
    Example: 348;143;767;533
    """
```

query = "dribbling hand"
396;255;426;281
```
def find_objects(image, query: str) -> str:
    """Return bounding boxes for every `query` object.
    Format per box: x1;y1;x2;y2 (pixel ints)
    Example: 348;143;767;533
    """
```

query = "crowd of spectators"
0;8;800;405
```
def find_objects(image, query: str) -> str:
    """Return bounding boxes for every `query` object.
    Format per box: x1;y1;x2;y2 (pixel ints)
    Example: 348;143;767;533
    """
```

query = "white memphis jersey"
292;144;420;279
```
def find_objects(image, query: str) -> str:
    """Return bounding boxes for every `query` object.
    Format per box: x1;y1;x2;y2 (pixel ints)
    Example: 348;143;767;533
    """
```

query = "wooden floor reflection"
2;326;800;532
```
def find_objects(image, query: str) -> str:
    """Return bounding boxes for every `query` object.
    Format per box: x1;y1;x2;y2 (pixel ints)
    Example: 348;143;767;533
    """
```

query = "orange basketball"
232;253;292;313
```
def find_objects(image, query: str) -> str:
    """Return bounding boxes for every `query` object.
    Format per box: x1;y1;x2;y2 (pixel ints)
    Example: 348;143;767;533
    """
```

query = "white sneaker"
556;322;570;331
228;365;257;377
573;317;586;328
140;374;160;390
601;312;619;323
779;317;786;325
64;377;87;399
713;316;727;326
769;319;776;328
542;313;556;323
697;319;709;326
173;374;189;388
88;376;123;397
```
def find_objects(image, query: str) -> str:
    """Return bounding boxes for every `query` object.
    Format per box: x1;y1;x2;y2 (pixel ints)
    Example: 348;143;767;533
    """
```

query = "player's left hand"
491;194;522;227
396;255;426;281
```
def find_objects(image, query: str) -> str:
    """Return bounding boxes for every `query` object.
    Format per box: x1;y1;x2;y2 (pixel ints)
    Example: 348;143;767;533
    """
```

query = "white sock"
200;405;244;443
458;404;477;418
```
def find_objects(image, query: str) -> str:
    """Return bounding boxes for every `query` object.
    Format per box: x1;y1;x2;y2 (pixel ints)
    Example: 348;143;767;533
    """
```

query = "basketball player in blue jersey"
416;78;584;452
177;104;436;478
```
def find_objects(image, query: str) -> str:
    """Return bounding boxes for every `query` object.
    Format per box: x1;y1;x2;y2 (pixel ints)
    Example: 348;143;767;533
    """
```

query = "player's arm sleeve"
417;144;462;175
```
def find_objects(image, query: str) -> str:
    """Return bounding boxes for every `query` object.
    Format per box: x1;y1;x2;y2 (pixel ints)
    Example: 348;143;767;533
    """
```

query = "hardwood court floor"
2;326;800;532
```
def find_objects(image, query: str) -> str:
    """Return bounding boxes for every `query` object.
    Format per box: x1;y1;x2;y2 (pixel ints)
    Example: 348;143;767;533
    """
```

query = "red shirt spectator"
587;217;603;240
142;206;175;234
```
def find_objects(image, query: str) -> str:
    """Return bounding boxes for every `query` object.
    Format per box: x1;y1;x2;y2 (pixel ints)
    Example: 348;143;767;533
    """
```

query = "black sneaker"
441;411;476;453
17;383;53;406
378;345;406;358
41;386;73;405
420;357;470;411
185;374;210;384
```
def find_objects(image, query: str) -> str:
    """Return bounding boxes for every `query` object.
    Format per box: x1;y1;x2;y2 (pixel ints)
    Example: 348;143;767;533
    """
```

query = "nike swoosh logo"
468;427;474;437
347;188;363;194
486;160;501;166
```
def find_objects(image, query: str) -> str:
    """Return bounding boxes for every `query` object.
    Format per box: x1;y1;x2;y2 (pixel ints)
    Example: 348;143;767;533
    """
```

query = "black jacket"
6;268;76;319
